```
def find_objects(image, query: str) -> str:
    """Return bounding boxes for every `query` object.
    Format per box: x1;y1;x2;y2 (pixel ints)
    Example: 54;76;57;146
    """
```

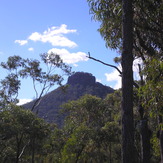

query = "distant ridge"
24;72;114;125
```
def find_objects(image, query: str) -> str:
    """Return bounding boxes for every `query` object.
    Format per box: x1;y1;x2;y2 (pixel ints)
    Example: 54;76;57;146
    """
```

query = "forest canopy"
0;0;163;162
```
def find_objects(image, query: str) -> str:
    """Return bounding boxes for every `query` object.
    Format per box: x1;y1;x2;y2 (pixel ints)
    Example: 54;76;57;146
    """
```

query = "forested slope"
24;72;114;125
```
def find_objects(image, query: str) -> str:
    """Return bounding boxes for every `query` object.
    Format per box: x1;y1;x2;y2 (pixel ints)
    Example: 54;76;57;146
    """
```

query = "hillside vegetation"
24;72;114;125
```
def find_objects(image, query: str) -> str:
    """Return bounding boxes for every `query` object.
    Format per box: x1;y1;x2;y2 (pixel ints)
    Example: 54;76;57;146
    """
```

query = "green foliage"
139;58;163;116
87;0;163;161
87;0;163;58
2;86;162;162
61;93;121;162
0;53;72;109
136;57;163;162
0;73;20;107
61;124;92;163
24;72;113;124
1;1;162;161
87;0;122;49
150;134;161;162
0;105;51;162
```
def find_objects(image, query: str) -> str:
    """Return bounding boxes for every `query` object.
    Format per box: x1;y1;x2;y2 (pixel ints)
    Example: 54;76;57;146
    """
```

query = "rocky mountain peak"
67;72;96;86
24;71;114;124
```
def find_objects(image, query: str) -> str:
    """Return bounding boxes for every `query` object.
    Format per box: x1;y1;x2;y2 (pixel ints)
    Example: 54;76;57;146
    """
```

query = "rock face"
67;72;96;86
24;72;114;125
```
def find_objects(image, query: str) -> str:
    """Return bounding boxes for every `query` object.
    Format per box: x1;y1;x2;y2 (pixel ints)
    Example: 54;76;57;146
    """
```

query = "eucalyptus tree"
87;0;163;162
0;105;51;163
87;0;163;59
139;58;163;162
0;53;72;111
0;53;72;162
87;0;135;162
61;94;121;162
121;1;135;162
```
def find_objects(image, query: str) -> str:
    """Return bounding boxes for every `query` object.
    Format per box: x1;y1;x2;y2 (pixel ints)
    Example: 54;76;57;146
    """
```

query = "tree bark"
158;116;163;163
31;137;35;163
16;137;21;163
160;130;163;163
121;0;135;162
138;64;151;163
140;119;150;163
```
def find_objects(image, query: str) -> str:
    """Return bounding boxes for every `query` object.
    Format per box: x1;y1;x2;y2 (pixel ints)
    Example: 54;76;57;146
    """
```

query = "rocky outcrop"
67;72;96;86
24;72;114;125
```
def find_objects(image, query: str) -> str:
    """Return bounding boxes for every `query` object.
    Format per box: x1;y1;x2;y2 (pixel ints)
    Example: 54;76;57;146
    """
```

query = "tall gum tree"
87;0;163;162
87;0;135;162
121;0;135;162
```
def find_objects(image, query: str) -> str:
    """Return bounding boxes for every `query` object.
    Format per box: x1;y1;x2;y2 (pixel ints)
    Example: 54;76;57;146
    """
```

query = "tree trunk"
121;0;135;162
140;119;150;163
31;138;35;163
109;142;112;163
138;62;151;162
16;142;20;163
16;147;20;163
160;130;163;163
158;116;163;163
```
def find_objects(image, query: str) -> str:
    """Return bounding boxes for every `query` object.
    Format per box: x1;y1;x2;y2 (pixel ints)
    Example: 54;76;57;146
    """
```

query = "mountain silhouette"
24;72;114;125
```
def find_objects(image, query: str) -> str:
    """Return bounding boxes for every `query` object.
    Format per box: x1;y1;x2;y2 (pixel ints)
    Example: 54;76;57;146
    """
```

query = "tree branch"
87;52;122;75
18;140;30;159
87;52;139;88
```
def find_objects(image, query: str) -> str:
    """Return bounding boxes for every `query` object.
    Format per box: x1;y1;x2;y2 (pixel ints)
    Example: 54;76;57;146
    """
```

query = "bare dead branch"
87;52;122;75
87;52;139;88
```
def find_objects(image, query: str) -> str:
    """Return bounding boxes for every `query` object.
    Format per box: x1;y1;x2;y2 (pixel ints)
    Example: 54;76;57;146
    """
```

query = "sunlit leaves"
87;0;163;58
0;73;20;106
0;53;72;107
140;58;163;114
87;0;122;49
0;105;51;162
1;55;23;70
61;93;121;162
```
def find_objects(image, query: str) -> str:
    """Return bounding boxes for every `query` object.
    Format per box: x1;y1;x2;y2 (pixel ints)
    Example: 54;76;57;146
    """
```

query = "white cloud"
44;24;77;35
105;58;143;89
15;24;78;50
105;66;122;89
28;24;77;48
28;47;34;51
73;64;78;67
48;48;88;65
28;32;42;41
15;40;28;45
17;99;32;105
96;79;102;83
133;57;143;80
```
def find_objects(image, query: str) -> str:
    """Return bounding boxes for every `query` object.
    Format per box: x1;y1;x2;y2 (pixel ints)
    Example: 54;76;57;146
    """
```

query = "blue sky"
0;0;125;104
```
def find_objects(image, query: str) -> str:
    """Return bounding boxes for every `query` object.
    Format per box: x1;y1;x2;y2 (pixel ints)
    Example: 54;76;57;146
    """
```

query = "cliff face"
24;72;114;125
67;72;96;86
